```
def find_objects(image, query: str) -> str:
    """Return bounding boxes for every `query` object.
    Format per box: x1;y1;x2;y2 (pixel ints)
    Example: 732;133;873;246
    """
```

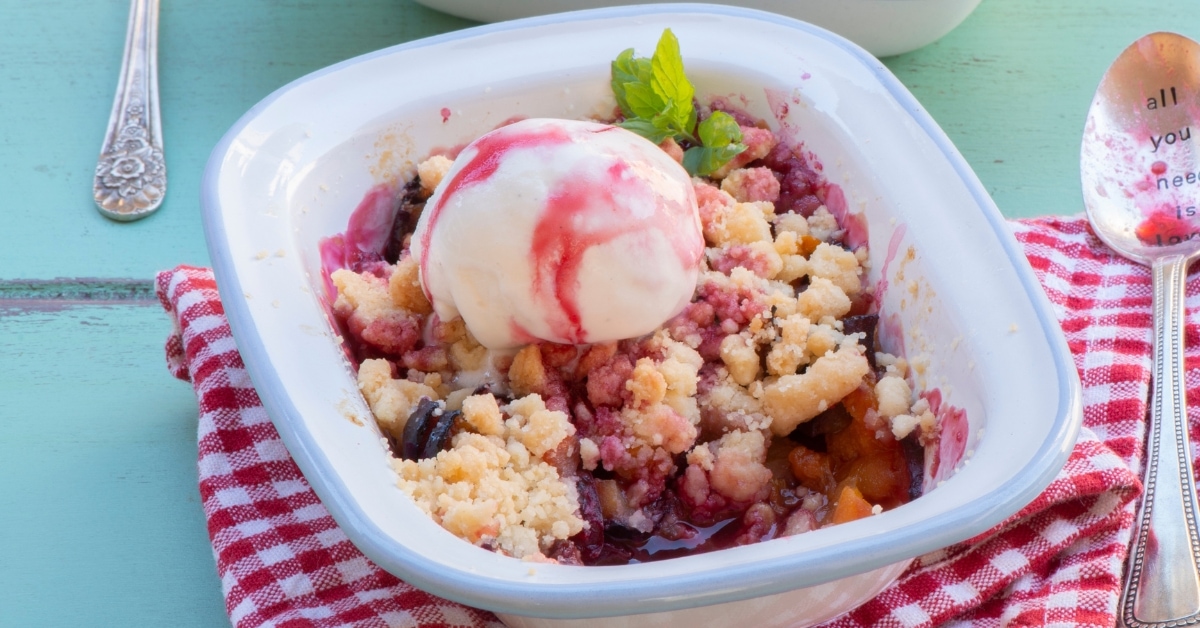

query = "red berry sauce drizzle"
529;155;702;344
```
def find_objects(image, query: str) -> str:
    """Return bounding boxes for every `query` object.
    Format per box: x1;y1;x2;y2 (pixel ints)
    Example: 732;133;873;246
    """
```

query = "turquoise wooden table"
1;1;1195;625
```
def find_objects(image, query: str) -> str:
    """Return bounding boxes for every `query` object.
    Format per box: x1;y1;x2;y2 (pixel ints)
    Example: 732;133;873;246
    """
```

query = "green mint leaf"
682;143;746;176
656;100;695;139
611;49;652;118
685;106;698;140
681;146;708;176
682;113;748;176
618;118;673;143
680;146;716;177
681;111;748;175
621;83;664;121
609;29;703;147
649;29;695;133
697;110;743;148
649;116;681;143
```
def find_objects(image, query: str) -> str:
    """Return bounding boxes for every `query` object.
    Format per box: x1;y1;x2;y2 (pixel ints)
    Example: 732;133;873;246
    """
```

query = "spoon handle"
93;0;165;221
1121;255;1200;627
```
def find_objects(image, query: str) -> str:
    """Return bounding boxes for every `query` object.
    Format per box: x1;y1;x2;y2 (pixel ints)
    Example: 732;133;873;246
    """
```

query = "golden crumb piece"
622;403;697;455
805;324;841;361
766;314;811;376
890;414;920;440
356;358;438;438
807;207;841;242
764;344;870;435
578;437;601;471
332;268;394;321
448;331;487;372
389;256;433;315
773;230;799;256
699;369;771;434
774;213;810;238
776;254;808;284
706;200;774;247
420;372;449;399
891;396;936;440
416;155;454;195
462;393;505;437
442;387;474;412
876;352;907;374
797;277;852;322
509;344;547;398
686;441;715;471
576;342;618;380
720;333;760;386
627;358;668;407
505;394;575;458
747;313;768;337
708;430;772;502
433;317;467;344
699;185;737;242
765;289;799;320
719;169;753;200
725;202;774;245
875;375;912;419
655;333;704;423
748;240;784;280
807;243;863;296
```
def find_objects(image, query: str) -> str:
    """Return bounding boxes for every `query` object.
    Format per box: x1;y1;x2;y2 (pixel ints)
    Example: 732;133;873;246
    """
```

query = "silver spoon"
93;0;165;221
1081;31;1200;627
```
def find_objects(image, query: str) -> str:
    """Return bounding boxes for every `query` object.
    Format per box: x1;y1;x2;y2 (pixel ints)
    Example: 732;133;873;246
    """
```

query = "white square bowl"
201;4;1082;627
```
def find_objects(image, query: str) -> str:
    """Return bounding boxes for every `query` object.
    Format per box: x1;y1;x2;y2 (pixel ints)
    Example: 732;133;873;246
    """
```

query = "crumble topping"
330;123;936;563
391;392;586;558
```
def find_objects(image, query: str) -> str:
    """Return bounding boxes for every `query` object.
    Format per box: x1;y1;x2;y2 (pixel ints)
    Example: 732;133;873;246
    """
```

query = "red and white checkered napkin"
159;215;1191;627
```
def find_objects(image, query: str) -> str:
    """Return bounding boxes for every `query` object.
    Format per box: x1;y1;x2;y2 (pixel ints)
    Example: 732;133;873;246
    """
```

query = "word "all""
1148;86;1192;152
1147;87;1179;109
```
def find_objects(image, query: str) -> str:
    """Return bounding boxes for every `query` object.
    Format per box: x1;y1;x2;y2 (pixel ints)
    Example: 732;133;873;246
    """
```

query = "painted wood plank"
0;278;155;301
0;303;228;626
0;0;476;282
883;0;1199;218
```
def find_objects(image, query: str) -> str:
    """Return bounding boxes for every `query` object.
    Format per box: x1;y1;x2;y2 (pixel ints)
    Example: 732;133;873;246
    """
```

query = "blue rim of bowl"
202;2;1083;619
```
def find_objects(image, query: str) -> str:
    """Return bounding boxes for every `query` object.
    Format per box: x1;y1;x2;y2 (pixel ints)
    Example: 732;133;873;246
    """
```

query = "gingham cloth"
158;215;1183;628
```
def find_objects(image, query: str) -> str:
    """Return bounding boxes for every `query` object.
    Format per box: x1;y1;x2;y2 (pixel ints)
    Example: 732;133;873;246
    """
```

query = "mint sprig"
682;111;747;177
611;29;745;177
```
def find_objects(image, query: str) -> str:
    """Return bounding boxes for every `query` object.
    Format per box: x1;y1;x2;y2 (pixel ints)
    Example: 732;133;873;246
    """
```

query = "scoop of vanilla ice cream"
411;118;703;350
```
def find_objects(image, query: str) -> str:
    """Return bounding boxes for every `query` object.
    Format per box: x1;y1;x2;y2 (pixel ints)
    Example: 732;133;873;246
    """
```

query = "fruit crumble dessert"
321;31;938;564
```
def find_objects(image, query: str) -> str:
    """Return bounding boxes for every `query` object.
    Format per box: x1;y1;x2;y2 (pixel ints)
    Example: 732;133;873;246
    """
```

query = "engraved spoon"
1080;31;1200;628
93;0;165;221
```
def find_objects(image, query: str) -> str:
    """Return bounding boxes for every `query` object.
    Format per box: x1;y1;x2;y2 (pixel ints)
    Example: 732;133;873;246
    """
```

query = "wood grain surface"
1;0;1195;625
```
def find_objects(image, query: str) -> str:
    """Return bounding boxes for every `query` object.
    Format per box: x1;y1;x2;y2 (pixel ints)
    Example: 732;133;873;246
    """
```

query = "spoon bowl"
1083;32;1200;262
1080;31;1200;627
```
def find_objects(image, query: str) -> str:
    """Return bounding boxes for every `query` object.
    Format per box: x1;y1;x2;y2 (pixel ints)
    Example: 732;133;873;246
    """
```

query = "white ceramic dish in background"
414;0;984;57
202;4;1080;627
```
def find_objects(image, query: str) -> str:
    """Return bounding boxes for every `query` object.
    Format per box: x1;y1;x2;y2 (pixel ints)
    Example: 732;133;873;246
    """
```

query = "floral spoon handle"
93;0;164;221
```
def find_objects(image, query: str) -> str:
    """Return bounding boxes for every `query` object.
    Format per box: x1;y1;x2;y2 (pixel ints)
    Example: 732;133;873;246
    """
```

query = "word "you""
1151;127;1192;152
